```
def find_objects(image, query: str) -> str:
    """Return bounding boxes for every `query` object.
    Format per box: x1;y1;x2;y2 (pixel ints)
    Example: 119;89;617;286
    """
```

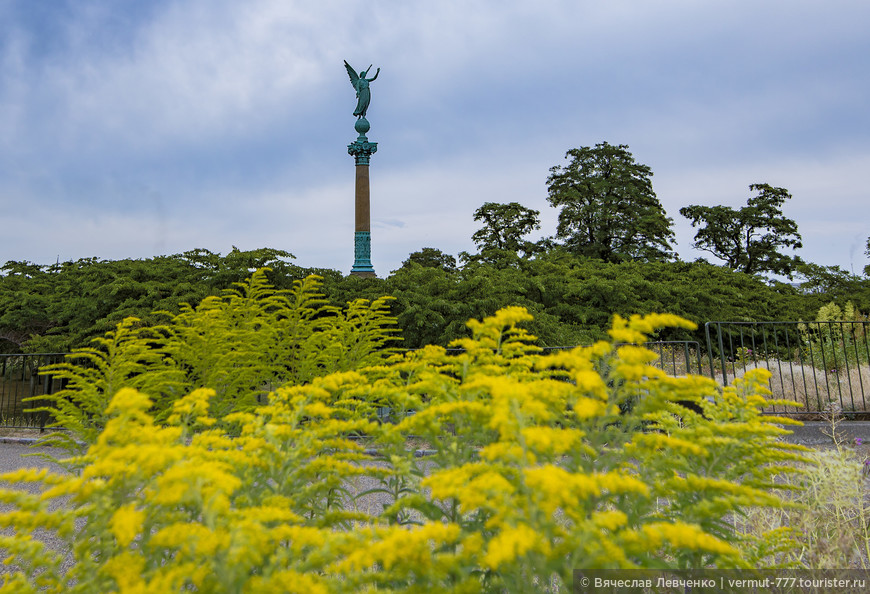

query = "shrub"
1;278;810;592
29;270;400;455
798;301;869;371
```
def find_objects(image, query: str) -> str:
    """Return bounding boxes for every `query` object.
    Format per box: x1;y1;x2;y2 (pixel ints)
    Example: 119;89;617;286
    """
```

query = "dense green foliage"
795;262;870;307
680;183;803;276
0;248;312;353
3;247;866;354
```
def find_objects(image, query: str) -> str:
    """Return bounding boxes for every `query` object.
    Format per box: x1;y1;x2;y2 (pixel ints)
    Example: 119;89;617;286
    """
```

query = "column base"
351;231;377;278
350;269;377;278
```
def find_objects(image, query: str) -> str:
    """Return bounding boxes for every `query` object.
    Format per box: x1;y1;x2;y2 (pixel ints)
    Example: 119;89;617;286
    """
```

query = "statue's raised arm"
344;60;379;119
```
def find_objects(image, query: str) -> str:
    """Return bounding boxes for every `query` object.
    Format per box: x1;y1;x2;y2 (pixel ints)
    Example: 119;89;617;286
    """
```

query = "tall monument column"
348;119;377;277
343;60;380;278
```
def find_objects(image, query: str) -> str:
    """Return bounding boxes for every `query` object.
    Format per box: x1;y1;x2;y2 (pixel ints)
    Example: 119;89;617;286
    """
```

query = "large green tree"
795;262;870;313
458;202;543;269
546;142;675;263
469;202;541;259
680;183;803;277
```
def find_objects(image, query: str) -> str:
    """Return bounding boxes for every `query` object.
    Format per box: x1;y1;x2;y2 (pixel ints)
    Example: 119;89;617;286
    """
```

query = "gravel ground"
0;441;77;578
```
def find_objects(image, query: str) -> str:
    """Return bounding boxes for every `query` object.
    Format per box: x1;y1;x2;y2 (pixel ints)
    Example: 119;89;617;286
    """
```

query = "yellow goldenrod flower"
101;552;146;591
641;521;737;556
246;570;330;594
574;396;608;419
483;524;540;569
110;504;144;548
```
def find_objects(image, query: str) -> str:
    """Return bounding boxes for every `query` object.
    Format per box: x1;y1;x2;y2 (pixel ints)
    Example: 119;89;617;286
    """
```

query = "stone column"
347;117;378;277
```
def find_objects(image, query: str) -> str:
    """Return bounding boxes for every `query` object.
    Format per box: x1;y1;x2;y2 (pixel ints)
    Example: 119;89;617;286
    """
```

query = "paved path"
777;420;870;447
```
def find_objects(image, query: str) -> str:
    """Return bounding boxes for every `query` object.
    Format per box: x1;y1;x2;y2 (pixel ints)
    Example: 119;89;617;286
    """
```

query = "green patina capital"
348;132;378;165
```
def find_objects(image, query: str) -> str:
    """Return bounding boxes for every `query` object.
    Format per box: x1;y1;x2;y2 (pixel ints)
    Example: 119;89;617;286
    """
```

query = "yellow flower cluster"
626;521;738;557
0;299;809;592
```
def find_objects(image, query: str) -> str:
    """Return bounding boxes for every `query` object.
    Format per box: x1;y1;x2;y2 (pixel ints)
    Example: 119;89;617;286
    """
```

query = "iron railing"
704;321;870;417
0;353;66;429
539;341;706;376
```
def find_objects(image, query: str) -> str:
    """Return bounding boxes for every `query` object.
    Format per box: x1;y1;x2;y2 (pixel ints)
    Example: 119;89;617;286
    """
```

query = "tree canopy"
546;142;675;263
399;248;457;273
680;183;803;277
464;202;541;266
0;248;300;353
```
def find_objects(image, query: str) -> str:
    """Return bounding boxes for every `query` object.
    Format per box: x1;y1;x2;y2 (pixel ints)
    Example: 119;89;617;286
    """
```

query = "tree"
795;262;870;314
471;202;541;254
680;183;803;277
399;248;458;273
865;237;870;276
460;202;542;268
545;142;675;263
0;261;55;351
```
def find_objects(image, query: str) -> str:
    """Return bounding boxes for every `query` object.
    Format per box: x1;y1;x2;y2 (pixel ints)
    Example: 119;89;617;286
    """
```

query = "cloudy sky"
1;0;868;276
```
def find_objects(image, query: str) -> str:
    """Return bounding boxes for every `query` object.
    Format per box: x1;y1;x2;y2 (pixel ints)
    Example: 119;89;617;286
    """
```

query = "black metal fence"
540;341;706;376
704;321;870;418
0;353;66;429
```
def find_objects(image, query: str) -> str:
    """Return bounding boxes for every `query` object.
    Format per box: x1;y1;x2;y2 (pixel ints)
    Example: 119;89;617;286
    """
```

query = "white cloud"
35;2;338;152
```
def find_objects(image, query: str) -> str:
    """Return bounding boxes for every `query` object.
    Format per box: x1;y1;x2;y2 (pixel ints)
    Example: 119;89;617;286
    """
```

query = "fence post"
705;322;729;385
40;364;51;432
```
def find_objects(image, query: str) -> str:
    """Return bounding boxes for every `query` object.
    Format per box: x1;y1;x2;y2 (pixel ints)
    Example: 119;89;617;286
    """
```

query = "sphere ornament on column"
354;117;371;135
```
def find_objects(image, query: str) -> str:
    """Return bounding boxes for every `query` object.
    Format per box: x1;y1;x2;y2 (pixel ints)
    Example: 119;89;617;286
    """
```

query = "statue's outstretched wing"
344;60;360;87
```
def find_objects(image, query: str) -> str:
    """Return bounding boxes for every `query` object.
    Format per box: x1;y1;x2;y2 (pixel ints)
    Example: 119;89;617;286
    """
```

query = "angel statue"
344;60;380;119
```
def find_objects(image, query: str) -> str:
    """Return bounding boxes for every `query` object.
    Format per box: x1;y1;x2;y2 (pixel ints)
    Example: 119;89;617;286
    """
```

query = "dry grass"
735;446;870;568
734;406;870;569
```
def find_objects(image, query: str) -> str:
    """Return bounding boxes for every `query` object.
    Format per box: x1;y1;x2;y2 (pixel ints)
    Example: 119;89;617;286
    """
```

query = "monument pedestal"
348;117;377;278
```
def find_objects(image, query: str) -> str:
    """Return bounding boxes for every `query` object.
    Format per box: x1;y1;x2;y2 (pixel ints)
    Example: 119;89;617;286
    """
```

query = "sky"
1;0;869;277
